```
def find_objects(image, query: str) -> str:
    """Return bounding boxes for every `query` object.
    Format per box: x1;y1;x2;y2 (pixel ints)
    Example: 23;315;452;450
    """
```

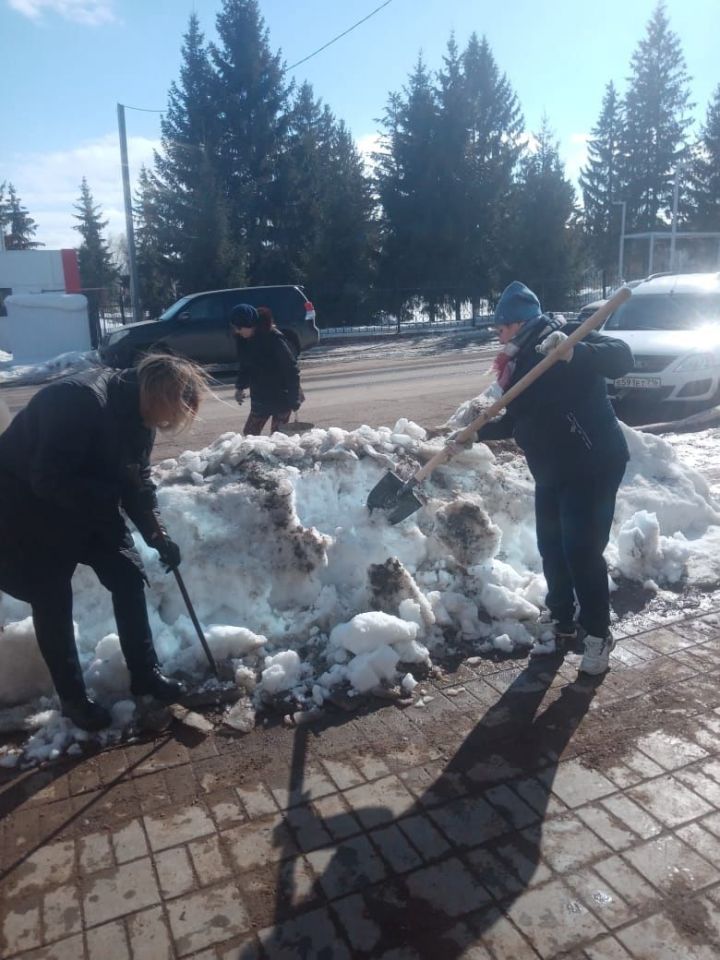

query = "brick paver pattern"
3;611;720;958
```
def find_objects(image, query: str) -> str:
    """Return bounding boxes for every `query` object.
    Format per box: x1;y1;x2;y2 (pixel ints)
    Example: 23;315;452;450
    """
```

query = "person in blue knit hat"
230;303;303;435
471;281;633;674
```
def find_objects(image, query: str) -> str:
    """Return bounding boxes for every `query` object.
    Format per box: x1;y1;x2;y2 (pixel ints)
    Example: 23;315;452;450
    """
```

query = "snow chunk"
261;650;303;694
329;611;419;655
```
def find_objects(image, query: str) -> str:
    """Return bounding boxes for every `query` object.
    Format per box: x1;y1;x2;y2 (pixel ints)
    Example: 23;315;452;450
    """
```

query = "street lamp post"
612;200;626;284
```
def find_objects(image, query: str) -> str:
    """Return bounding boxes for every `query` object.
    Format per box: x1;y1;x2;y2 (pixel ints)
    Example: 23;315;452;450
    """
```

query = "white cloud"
7;0;115;26
4;133;159;249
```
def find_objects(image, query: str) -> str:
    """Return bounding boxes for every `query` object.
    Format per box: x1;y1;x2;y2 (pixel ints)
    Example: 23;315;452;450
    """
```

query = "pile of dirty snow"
2;413;720;765
0;350;100;386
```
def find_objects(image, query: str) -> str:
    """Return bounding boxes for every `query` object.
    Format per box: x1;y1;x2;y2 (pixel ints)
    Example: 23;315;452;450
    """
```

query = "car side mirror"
177;311;192;322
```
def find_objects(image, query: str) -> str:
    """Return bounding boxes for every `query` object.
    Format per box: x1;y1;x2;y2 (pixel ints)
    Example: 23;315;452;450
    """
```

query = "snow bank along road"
2;333;499;461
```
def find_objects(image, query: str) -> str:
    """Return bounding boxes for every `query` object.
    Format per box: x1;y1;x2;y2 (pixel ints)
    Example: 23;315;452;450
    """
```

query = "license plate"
614;376;662;389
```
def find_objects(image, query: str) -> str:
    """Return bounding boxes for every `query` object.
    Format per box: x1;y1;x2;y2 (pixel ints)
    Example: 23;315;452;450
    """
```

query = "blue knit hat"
494;281;542;325
230;303;259;328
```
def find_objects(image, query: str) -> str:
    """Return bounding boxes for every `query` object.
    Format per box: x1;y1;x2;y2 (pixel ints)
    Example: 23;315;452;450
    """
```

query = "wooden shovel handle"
414;287;632;484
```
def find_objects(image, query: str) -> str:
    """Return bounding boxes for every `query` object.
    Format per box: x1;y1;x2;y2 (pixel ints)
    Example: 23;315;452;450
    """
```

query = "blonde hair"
137;353;207;432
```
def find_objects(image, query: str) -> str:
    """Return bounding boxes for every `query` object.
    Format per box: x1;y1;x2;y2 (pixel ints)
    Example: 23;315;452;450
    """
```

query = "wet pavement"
4;609;720;959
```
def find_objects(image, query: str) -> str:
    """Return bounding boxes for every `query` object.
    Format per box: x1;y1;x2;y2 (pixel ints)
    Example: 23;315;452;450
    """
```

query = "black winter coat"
234;329;301;416
0;368;161;584
477;320;633;484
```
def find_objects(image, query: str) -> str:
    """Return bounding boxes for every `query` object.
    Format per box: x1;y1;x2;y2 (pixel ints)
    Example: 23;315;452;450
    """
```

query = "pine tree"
307;120;375;327
580;82;623;277
73;178;117;345
153;13;244;294
210;0;291;282
505;117;578;309
457;34;524;301
134;166;174;318
375;56;442;320
619;1;693;232
0;182;42;250
688;84;720;231
266;82;331;285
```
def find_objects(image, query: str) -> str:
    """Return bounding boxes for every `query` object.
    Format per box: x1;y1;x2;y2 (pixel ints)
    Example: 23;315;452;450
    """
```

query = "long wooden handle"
414;286;632;484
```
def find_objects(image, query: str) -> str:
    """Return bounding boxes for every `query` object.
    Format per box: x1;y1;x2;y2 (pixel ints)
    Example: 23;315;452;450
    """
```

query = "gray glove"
234;388;246;405
536;330;573;362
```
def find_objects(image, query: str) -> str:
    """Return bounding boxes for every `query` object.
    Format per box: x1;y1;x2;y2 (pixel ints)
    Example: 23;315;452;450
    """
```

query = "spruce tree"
73;178;117;345
0;183;42;250
153;13;244;294
580;81;623;278
134;166;173;318
267;82;331;285
506;117;578;309
619;1;693;232
458;34;524;302
688;84;720;231
375;56;441;320
210;0;290;282
307;120;375;327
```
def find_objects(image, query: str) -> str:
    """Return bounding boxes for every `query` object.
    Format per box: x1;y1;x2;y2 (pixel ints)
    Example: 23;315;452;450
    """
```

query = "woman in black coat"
0;354;206;730
231;304;302;435
467;281;633;675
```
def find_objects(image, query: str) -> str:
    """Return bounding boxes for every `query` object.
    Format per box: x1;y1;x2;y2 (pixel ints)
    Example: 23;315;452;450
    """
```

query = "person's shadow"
249;653;601;959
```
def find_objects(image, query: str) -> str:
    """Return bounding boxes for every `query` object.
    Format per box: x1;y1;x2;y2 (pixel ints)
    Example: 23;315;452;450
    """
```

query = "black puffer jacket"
235;329;301;415
0;368;161;572
477;319;633;484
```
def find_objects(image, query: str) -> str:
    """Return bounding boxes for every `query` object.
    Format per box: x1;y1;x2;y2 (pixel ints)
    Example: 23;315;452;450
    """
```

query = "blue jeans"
535;460;626;638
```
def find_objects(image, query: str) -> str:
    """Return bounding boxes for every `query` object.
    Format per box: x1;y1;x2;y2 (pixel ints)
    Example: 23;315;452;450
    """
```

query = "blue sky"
1;0;717;248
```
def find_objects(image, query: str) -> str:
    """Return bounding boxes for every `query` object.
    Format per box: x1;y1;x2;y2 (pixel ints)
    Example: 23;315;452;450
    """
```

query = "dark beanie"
230;303;259;328
494;281;542;325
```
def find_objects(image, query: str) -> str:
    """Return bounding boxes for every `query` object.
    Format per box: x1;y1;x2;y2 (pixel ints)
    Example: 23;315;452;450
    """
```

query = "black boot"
61;697;112;732
131;668;188;704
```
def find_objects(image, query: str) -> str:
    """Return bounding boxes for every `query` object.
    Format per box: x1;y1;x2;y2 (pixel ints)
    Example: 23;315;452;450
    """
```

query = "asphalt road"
1;333;498;462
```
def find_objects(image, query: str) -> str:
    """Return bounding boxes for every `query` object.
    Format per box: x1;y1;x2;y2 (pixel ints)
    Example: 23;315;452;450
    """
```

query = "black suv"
100;285;319;368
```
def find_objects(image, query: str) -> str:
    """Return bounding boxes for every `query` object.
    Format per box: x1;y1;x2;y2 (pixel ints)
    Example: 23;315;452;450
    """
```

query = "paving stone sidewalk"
4;611;720;959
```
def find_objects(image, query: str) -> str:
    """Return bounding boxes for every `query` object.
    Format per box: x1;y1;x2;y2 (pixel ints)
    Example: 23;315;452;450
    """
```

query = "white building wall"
0;250;68;294
4;294;91;362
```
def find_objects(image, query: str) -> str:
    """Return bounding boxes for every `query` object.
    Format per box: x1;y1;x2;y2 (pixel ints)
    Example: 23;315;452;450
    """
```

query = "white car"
602;273;720;404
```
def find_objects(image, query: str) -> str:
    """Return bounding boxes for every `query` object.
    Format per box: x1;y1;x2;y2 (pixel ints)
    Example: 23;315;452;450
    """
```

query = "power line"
286;0;394;71
119;0;396;118
121;103;164;114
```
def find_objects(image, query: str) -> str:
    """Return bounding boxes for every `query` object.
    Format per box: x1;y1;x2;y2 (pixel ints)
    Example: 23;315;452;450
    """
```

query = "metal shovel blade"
367;470;406;510
366;470;424;524
386;487;424;525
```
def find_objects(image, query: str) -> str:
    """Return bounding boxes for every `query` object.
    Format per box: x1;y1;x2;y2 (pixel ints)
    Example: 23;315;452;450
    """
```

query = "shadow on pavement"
247;655;601;959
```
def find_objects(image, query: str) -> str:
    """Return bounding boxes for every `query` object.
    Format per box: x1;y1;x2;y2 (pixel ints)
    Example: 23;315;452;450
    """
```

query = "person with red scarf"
469;281;633;674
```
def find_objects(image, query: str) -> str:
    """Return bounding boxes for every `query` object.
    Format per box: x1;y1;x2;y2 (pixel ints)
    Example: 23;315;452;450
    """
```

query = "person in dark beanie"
461;280;633;674
0;355;207;730
231;303;303;435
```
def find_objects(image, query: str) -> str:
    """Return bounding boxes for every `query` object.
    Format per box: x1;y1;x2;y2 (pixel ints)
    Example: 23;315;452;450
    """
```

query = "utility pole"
669;160;684;273
117;103;141;323
613;200;626;283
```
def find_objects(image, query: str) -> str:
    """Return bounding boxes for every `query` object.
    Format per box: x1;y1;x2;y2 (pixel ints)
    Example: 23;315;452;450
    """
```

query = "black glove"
151;533;181;571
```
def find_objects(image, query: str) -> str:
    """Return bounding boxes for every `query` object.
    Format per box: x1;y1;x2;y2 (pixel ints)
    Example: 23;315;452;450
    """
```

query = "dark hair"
257;306;275;333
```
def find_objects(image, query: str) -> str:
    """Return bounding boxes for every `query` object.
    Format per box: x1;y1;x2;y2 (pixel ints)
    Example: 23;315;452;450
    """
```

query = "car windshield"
605;293;720;331
159;296;192;321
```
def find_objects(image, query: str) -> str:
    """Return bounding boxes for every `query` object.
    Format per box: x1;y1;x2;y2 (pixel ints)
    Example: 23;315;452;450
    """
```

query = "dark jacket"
235;328;301;415
0;368;161;574
477;319;633;484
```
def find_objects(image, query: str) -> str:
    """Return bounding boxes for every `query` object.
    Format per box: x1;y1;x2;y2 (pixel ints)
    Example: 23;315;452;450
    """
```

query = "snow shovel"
367;286;632;525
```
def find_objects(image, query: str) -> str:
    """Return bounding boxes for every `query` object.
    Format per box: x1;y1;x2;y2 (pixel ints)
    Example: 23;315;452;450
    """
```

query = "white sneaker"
579;633;615;675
